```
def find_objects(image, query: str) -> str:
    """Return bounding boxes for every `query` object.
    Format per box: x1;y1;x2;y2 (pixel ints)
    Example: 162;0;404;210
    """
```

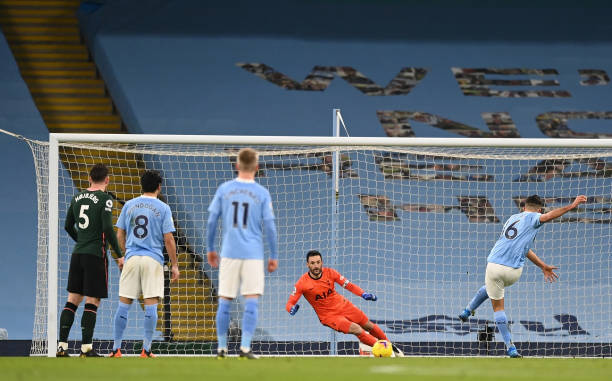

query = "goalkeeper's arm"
286;285;303;314
333;270;377;300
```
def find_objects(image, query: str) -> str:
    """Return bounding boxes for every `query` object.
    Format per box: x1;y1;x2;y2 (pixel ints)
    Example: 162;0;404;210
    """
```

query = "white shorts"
218;258;264;298
119;255;164;300
485;262;523;300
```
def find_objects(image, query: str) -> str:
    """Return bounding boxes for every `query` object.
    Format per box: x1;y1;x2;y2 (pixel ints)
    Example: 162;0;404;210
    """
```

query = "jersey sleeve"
206;187;222;252
162;204;176;234
530;212;543;228
115;202;128;231
102;196;123;258
263;190;275;221
64;199;78;241
285;280;303;312
331;268;364;297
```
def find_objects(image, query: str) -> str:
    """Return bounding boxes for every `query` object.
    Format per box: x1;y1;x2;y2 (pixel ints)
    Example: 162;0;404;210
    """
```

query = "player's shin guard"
494;310;513;348
81;304;97;352
216;298;231;350
59;302;77;345
241;298;259;351
467;285;489;313
143;304;158;352
368;324;388;341
113;302;131;351
356;330;377;347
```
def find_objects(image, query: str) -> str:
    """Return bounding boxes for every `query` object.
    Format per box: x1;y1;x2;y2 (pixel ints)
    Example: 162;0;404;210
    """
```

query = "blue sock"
240;298;259;350
467;285;489;312
494;310;513;348
113;302;131;351
216;299;231;350
143;304;158;352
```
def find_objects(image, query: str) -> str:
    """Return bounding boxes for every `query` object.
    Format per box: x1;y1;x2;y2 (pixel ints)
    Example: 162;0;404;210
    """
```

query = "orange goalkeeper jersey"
285;267;364;318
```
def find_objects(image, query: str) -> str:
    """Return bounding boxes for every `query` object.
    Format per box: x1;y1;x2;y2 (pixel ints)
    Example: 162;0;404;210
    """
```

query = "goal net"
27;133;612;357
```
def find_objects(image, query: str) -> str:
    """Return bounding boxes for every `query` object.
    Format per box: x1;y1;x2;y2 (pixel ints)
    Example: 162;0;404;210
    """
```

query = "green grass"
2;357;610;381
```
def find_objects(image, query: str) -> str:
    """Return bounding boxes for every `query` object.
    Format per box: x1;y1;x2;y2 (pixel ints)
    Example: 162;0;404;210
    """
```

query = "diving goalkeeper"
286;250;402;356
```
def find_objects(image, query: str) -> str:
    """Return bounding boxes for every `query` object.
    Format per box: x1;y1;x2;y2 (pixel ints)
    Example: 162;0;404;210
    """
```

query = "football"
372;339;393;357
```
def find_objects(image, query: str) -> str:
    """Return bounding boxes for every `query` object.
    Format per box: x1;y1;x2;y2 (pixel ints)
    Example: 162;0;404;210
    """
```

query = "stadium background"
0;0;610;354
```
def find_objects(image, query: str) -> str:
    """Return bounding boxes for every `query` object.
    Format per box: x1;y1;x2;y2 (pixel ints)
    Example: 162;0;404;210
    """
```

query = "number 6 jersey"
487;211;542;269
116;195;175;265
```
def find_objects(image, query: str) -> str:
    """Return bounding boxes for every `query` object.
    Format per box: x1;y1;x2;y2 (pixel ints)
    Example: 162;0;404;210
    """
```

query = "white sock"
58;341;68;351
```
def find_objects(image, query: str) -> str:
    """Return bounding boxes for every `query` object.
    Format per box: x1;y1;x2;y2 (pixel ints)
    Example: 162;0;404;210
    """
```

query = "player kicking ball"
286;250;403;357
458;195;587;358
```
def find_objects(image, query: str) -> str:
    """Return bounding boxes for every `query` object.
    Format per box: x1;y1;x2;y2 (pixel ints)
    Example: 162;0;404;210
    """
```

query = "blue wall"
0;30;48;339
1;1;612;342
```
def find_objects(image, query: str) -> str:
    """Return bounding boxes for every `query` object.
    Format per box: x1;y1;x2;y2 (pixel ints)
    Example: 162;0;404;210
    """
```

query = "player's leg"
347;322;377;346
486;263;523;358
361;317;403;356
362;320;388;341
238;259;264;359
216;258;240;357
58;254;85;356
111;256;139;356
79;254;107;357
459;284;489;322
140;256;164;358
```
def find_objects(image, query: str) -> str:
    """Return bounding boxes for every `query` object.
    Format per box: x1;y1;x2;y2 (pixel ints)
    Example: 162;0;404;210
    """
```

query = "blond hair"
237;148;258;172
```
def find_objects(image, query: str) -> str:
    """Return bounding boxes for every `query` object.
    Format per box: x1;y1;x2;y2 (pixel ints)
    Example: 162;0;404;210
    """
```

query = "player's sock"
493;310;513;348
113;301;131;351
368;323;388;341
216;298;231;350
59;302;77;344
80;303;97;349
356;330;377;347
240;298;259;351
143;304;158;352
467;285;489;312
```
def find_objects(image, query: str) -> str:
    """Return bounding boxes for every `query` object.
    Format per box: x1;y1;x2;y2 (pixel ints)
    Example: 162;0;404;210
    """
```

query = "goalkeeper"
286;250;402;356
458;195;587;358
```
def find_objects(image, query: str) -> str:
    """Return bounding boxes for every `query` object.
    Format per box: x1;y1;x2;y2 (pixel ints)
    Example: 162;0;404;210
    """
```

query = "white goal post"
29;129;612;357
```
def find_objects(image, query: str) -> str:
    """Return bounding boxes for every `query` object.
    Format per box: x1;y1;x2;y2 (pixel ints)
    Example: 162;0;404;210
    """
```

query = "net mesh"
28;138;612;356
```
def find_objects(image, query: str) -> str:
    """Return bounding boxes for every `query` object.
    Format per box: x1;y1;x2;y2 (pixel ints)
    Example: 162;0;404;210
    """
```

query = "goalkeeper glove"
289;304;300;315
361;293;377;301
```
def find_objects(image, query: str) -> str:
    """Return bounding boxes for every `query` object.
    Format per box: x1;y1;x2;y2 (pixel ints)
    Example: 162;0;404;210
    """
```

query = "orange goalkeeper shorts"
319;302;369;333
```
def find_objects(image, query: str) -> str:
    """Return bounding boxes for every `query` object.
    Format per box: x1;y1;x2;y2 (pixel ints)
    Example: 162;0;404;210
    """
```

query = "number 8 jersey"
116;195;175;265
487;211;542;269
207;178;275;260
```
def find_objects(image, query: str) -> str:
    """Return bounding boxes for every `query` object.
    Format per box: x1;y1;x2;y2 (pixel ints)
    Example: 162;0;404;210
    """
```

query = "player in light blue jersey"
458;194;586;358
109;170;180;358
207;148;278;359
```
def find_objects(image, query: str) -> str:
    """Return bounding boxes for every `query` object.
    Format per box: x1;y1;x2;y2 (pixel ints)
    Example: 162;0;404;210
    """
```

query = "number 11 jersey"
116;195;175;265
208;179;275;260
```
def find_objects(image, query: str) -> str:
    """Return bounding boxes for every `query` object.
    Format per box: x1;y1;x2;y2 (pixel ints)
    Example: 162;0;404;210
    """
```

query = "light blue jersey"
487;211;542;269
116;195;175;265
207;178;277;260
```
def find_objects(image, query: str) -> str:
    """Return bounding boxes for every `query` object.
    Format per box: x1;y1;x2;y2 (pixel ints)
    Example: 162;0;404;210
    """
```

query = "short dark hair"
141;170;163;193
306;250;322;262
89;163;109;183
525;195;544;209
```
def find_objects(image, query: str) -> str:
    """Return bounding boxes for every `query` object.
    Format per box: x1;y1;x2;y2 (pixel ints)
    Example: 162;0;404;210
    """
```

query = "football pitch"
2;357;610;381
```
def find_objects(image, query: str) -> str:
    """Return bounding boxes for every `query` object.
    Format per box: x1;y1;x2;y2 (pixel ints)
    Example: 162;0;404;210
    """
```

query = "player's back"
210;179;274;260
69;190;113;256
297;268;348;315
488;211;542;268
118;195;173;265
